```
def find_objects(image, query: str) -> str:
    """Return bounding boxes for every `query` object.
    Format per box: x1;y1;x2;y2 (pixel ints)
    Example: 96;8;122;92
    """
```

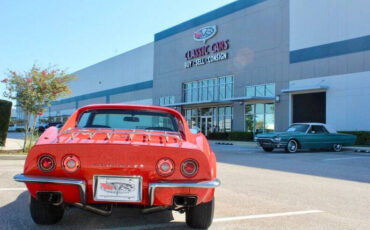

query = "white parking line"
323;156;369;161
0;188;27;191
108;210;324;230
213;210;324;222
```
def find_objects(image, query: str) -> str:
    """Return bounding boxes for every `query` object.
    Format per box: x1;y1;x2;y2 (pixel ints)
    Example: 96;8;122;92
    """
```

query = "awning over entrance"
167;99;233;107
281;85;328;93
166;96;274;107
229;96;275;102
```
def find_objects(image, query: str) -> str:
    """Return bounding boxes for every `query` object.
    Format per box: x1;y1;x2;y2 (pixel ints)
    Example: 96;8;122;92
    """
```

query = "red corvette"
14;104;220;228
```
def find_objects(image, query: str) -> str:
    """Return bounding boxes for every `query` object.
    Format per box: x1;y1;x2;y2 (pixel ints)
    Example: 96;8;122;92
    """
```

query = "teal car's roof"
290;123;337;134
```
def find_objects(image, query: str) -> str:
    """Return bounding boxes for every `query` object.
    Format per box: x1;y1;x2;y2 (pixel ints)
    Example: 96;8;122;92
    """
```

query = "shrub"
337;131;370;145
207;132;254;141
0;99;12;146
2;65;75;151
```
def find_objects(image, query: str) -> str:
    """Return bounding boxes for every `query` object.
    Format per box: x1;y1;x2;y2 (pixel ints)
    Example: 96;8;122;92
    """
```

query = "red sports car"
14;104;220;228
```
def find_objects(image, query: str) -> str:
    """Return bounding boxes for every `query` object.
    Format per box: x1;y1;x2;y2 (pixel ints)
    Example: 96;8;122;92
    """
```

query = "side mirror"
190;126;200;134
311;130;316;134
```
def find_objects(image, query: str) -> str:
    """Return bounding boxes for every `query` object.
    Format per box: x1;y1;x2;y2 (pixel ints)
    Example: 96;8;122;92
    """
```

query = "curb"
0;154;27;160
214;142;234;145
351;148;370;153
0;149;24;154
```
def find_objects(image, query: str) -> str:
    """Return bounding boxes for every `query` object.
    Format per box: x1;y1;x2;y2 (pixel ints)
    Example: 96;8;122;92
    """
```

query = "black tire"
263;147;274;152
30;195;64;225
285;139;298;153
186;198;214;229
332;144;342;152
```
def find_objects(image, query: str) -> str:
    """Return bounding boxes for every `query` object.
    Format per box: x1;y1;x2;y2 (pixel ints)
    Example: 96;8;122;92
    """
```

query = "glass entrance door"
200;116;213;136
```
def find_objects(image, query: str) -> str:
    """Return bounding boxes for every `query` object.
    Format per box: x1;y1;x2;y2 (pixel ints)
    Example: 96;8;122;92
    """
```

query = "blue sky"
0;0;235;101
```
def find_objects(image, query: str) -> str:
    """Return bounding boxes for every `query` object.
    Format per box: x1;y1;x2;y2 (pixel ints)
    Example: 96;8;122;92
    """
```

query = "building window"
255;103;265;132
184;106;232;133
201;80;208;101
225;106;232;132
218;107;224;131
183;76;234;103
192;81;198;102
246;83;275;98
169;96;175;104
208;79;214;101
219;78;225;100
265;103;275;132
159;95;175;106
184;83;192;103
245;104;254;132
255;85;265;97
245;103;275;133
246;86;255;98
185;109;192;127
265;84;275;97
225;76;233;99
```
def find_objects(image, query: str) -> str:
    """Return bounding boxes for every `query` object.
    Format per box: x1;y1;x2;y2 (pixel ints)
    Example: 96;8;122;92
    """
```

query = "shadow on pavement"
0;192;190;230
212;144;370;183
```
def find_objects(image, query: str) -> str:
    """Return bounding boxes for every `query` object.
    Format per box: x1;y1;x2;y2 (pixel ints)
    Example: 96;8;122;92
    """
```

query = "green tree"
1;65;75;151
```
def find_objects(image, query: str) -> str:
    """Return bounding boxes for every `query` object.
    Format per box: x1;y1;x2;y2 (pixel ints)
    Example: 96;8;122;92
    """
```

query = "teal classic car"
255;123;357;153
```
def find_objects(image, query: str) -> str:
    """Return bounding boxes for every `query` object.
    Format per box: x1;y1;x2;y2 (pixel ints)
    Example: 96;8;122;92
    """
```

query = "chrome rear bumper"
148;178;221;206
14;173;220;206
14;174;86;204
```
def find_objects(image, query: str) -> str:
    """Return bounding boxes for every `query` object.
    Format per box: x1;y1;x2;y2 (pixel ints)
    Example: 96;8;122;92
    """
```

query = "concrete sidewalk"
0;138;24;153
209;140;257;147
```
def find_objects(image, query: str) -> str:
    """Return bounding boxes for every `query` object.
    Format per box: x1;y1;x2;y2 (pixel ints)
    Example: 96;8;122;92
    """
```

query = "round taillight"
156;158;174;177
62;155;80;173
38;155;56;173
181;159;198;177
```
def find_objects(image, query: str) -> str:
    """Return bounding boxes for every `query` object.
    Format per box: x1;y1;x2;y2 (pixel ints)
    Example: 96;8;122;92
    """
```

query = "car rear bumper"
14;174;86;203
14;173;220;206
148;178;221;206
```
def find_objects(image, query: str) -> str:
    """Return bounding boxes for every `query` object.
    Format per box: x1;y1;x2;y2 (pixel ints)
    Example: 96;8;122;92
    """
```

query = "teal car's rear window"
286;124;309;132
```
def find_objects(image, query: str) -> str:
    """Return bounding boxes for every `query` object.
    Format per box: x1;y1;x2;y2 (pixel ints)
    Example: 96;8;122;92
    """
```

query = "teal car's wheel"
333;144;342;152
285;139;298;153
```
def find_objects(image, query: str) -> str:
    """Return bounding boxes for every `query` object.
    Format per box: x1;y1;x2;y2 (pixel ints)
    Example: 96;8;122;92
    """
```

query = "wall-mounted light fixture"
275;95;280;103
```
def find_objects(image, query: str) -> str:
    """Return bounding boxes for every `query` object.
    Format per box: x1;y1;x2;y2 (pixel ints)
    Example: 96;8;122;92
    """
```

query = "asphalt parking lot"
0;144;369;229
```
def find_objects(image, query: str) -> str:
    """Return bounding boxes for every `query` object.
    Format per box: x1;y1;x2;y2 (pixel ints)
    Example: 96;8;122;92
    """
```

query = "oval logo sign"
193;25;217;43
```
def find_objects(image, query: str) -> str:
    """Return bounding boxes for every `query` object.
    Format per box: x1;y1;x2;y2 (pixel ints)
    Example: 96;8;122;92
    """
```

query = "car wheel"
30;195;64;225
186;198;214;229
285;139;298;153
332;144;342;152
263;147;274;152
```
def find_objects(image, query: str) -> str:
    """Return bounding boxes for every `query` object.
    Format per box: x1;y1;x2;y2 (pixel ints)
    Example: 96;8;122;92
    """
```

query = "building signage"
185;25;229;69
184;39;229;68
193;25;217;43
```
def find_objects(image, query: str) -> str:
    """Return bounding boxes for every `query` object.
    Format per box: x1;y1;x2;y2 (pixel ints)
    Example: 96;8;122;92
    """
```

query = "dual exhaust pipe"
37;192;197;216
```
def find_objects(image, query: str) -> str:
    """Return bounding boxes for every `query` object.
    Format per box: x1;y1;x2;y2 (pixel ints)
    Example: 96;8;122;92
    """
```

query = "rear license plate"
94;176;142;202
